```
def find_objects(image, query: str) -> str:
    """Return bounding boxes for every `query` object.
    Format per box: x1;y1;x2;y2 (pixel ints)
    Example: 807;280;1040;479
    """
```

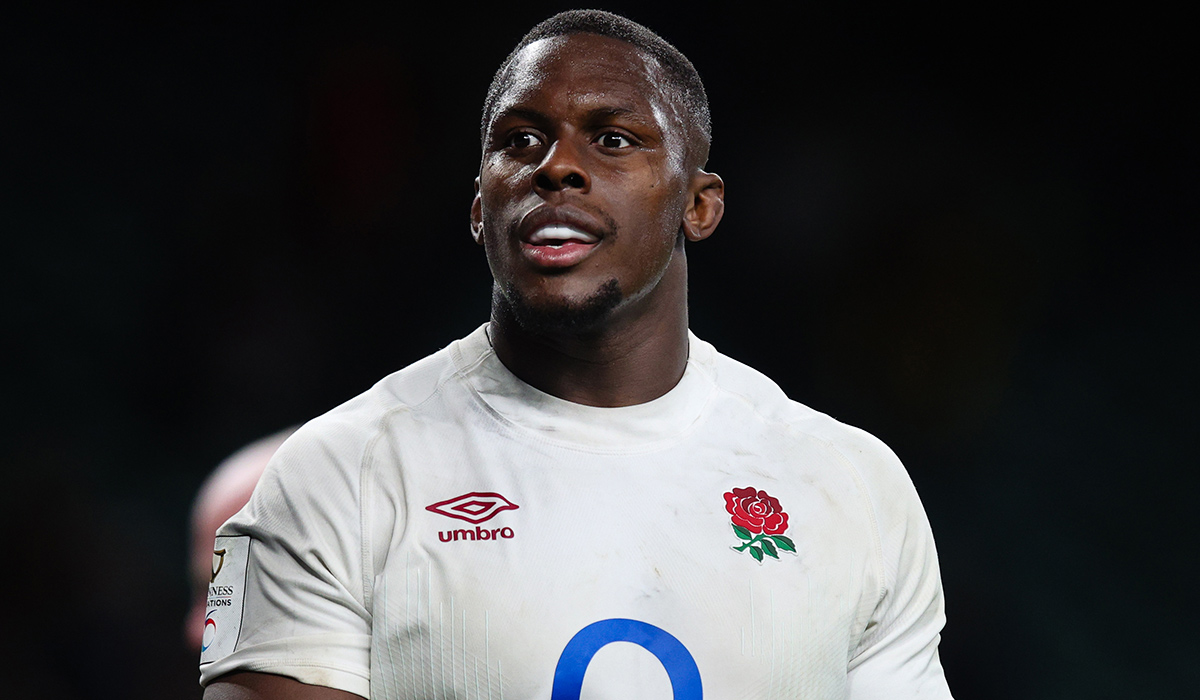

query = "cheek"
622;180;686;245
643;201;686;256
480;163;532;217
480;189;525;240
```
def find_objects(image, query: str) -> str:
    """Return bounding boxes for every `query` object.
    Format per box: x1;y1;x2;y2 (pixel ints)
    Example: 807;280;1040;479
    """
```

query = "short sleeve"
198;421;372;698
845;437;954;700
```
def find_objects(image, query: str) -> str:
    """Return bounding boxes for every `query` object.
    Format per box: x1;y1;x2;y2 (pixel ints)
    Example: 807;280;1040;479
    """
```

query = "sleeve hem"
201;658;370;698
199;633;371;698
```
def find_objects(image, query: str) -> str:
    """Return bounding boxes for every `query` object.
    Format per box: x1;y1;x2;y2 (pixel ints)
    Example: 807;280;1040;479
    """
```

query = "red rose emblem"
724;487;789;535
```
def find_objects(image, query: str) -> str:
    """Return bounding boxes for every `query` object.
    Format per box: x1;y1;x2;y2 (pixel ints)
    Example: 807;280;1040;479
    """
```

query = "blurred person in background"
185;428;295;652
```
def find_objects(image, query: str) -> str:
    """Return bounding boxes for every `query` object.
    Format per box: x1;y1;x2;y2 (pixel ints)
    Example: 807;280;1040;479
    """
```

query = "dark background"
3;2;1195;698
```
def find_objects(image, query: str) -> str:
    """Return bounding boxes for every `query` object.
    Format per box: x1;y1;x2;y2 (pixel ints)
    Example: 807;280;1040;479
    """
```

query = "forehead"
491;33;675;127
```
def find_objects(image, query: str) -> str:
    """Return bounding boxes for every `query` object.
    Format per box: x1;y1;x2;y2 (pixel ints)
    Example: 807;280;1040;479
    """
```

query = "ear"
470;176;484;245
681;170;724;242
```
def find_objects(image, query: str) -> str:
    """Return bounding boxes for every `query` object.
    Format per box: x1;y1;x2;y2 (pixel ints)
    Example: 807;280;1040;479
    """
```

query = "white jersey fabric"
199;324;953;699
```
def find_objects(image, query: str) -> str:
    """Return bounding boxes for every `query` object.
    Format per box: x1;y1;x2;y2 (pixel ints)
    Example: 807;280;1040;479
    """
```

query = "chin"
498;278;623;335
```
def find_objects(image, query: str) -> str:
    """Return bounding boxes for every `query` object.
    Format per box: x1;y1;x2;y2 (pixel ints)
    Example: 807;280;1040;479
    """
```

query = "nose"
533;139;590;194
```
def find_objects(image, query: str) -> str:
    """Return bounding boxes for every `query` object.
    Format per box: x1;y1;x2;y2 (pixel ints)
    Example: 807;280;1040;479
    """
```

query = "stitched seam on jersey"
813;441;891;665
382;334;484;416
360;402;428;603
359;432;378;617
816;441;886;592
359;339;488;575
355;344;491;578
802;437;889;669
448;331;495;386
237;658;371;674
226;657;372;695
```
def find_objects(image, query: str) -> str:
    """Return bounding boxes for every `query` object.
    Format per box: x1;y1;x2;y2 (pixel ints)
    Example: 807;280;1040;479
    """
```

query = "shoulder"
698;336;902;465
695;335;923;530
697;335;940;604
272;329;481;477
228;329;487;532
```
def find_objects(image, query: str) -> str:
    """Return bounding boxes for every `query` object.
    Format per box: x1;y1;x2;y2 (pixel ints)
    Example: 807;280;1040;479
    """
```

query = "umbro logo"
426;492;519;543
426;492;519;523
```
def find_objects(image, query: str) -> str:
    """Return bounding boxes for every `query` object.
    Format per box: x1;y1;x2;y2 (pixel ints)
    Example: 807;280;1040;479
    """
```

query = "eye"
506;131;543;150
596;132;634;149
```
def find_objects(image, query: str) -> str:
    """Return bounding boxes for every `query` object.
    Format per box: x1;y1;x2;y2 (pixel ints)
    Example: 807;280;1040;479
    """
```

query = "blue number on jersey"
550;618;702;700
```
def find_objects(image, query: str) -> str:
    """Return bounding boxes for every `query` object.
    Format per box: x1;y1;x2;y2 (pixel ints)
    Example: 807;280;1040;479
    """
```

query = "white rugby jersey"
199;325;953;699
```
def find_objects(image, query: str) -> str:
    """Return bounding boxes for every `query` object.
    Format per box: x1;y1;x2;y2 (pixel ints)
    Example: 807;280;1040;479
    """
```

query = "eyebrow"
583;105;639;121
491;104;659;132
491;106;547;125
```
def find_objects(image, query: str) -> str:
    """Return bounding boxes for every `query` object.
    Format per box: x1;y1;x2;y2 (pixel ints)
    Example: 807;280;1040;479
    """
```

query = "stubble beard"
495;278;623;336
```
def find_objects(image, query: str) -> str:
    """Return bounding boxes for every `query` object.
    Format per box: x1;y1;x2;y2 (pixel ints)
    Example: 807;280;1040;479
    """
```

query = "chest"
365;436;879;699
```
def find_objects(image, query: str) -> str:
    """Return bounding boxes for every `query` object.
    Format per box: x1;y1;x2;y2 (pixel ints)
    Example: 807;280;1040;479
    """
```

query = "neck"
488;254;690;407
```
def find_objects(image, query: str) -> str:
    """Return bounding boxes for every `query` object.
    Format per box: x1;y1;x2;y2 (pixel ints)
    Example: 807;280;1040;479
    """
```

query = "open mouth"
527;224;600;247
520;224;601;268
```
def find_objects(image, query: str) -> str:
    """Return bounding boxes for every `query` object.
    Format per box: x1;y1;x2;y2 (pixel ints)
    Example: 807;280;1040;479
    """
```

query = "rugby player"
201;10;953;699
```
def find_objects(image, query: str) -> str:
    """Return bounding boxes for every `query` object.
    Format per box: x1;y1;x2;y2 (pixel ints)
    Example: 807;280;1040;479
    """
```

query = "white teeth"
529;224;599;245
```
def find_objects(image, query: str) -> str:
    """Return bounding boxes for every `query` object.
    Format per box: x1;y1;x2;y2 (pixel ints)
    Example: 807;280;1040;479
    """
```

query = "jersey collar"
452;324;717;452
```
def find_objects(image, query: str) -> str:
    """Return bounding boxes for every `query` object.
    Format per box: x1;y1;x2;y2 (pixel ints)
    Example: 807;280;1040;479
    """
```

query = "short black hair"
481;9;712;168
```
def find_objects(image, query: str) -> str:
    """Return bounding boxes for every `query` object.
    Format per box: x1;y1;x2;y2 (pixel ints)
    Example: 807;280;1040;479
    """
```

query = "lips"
528;224;600;245
517;207;606;269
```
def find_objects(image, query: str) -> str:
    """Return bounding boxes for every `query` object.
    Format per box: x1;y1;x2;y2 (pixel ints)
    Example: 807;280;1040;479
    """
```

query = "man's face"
473;33;694;331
